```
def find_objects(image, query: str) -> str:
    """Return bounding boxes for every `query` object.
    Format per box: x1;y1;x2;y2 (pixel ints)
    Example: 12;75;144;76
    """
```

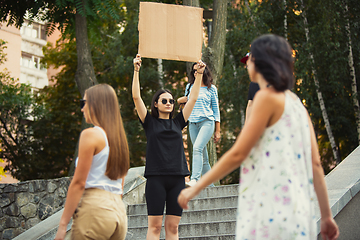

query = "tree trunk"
283;0;288;39
69;0;99;176
245;0;257;30
204;0;228;185
183;0;199;7
182;0;227;185
203;0;228;85
229;52;245;128
344;3;360;144
157;58;164;88
300;0;341;164
74;1;98;97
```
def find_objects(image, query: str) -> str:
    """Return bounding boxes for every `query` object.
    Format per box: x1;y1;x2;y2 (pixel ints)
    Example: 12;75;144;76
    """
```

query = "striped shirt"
185;84;221;123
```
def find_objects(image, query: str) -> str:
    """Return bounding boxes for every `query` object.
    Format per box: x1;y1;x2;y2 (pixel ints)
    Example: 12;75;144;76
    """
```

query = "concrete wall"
0;177;70;239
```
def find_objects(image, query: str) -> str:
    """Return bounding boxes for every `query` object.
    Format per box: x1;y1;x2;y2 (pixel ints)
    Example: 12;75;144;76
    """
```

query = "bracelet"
134;70;139;72
197;72;203;74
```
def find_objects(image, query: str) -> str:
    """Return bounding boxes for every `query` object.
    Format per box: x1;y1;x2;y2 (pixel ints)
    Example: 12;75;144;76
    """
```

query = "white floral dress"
236;91;317;240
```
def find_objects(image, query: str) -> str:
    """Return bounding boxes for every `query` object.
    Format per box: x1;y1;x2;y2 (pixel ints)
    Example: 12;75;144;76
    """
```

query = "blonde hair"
85;84;130;180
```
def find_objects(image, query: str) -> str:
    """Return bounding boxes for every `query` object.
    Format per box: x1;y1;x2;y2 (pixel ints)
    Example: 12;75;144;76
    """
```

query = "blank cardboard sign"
138;2;203;62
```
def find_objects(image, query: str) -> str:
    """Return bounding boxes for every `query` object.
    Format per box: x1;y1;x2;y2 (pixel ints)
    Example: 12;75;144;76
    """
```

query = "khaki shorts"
71;188;127;240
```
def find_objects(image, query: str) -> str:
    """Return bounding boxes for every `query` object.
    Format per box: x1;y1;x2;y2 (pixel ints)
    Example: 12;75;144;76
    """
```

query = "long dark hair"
85;84;130;180
151;89;175;119
250;34;294;91
188;62;213;90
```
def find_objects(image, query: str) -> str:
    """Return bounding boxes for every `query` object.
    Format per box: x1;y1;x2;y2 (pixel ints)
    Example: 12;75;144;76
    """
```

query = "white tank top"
75;126;123;195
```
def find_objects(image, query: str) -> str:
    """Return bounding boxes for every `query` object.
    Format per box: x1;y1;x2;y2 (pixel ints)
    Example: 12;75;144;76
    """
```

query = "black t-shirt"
247;82;260;101
140;111;190;178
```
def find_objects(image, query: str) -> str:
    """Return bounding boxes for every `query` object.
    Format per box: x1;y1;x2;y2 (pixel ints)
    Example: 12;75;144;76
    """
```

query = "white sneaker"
186;179;197;187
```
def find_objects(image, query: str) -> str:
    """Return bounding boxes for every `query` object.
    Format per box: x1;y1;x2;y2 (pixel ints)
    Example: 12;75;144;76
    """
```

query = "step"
128;207;237;227
167;235;236;240
126;232;235;240
127;195;238;215
194;184;239;199
126;220;236;239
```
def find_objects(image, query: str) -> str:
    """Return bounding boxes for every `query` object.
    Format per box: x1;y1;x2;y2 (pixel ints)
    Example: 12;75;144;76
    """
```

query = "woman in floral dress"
178;34;339;240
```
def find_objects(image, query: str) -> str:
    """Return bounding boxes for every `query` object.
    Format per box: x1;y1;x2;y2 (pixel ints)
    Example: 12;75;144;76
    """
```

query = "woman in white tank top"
55;84;130;240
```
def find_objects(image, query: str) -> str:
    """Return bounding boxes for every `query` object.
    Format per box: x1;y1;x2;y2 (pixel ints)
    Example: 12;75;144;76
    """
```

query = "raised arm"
182;60;205;121
308;115;339;240
132;54;147;123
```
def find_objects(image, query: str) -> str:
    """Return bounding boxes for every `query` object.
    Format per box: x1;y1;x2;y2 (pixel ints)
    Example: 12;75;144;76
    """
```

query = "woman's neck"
158;112;170;119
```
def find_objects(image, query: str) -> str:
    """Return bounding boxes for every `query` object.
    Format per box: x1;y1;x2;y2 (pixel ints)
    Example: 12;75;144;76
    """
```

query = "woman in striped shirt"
178;63;221;187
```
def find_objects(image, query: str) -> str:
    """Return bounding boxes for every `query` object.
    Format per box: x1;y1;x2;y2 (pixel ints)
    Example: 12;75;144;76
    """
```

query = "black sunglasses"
191;69;197;75
80;99;86;109
160;98;175;105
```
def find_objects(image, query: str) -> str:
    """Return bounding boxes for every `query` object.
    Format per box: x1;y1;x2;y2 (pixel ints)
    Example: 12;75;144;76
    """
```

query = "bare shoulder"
252;88;285;127
287;90;299;100
253;88;282;106
81;128;97;137
80;128;103;143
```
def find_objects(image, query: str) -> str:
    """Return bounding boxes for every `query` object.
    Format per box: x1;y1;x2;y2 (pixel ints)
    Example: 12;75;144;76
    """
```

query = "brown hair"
85;84;129;180
188;62;213;89
250;34;294;91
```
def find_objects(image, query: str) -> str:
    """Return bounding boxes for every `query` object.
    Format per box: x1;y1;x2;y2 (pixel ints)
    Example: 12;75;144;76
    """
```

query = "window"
20;22;47;41
21;52;33;68
41;25;46;40
21;52;45;71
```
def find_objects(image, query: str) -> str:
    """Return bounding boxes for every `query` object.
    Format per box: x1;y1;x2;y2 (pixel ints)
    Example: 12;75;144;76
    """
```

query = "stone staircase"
12;145;360;239
125;184;239;240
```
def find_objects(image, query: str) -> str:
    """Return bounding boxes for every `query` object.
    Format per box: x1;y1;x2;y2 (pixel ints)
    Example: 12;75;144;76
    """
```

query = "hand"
178;186;198;210
214;131;221;143
177;96;188;104
54;224;67;240
133;54;142;71
320;217;339;240
195;60;206;74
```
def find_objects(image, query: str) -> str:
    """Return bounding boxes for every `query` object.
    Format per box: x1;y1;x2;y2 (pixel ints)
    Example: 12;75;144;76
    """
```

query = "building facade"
0;20;61;183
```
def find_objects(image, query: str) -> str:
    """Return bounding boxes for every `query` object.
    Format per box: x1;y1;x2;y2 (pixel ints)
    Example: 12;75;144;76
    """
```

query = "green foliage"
0;39;82;180
218;0;360;183
2;0;359;181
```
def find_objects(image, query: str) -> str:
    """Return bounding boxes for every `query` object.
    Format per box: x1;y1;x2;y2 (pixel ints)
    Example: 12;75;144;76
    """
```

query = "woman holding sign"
132;54;204;239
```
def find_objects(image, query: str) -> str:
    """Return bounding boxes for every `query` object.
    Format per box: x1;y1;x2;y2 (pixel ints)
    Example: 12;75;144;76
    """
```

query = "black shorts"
145;175;185;216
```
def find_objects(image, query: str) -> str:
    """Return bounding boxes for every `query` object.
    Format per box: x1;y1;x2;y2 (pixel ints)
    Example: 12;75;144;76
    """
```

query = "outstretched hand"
320;217;339;240
133;54;142;71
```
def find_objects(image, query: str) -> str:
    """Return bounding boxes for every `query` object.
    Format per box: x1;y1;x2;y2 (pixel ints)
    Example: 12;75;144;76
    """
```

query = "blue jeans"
189;119;214;186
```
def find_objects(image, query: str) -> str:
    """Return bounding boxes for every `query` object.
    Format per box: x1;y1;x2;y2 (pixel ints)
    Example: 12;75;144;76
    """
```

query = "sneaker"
185;179;197;187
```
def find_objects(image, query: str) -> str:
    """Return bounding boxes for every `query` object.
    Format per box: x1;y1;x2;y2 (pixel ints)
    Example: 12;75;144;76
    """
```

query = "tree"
298;0;341;164
343;1;360;144
0;39;82;180
0;0;124;175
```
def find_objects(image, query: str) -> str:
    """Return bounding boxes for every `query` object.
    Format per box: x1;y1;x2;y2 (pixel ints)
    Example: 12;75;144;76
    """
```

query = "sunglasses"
160;98;175;105
191;69;197;75
80;99;86;109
